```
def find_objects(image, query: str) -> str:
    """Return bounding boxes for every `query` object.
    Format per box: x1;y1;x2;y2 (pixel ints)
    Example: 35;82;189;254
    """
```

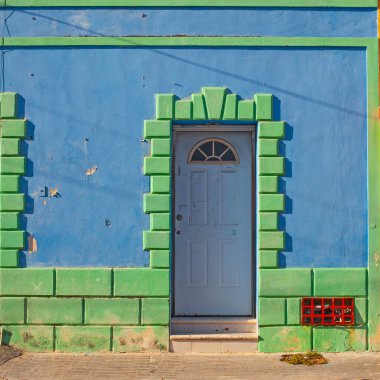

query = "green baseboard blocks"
0;175;20;193
1;138;20;156
286;298;301;325
258;122;285;138
143;231;170;250
259;157;285;175
0;297;25;324
143;194;170;213
143;157;170;175
260;269;312;297
85;298;140;325
258;176;278;193
259;298;286;326
150;176;170;194
113;326;169;352
27;298;83;325
141;298;170;325
1;325;54;352
0;230;25;249
258;231;285;250
150;213;170;231
313;268;367;297
151;139;171;156
313;327;367;352
113;269;169;297
258;212;278;230
0;193;25;211
259;326;312;353
150;250;170;268
259;194;285;212
55;326;111;352
56;269;112;296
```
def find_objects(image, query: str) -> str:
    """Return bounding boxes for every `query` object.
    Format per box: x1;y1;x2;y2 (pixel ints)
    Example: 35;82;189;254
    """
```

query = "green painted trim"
0;93;27;268
1;0;376;7
366;39;380;351
1;37;374;48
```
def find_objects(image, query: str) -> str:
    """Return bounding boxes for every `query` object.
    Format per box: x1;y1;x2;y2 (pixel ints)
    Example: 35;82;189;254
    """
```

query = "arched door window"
188;138;239;164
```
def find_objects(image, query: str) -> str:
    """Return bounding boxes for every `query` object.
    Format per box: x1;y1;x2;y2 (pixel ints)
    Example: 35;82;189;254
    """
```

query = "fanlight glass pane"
188;138;239;164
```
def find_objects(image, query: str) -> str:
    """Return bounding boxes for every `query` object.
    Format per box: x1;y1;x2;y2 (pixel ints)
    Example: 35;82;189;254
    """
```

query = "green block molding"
259;298;286;326
85;298;140;325
259;326;312;353
0;297;25;324
1;0;376;6
56;269;112;296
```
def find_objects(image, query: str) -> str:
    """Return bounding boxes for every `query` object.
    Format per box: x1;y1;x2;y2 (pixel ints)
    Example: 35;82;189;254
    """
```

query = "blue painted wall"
1;7;377;37
0;7;372;268
2;46;368;268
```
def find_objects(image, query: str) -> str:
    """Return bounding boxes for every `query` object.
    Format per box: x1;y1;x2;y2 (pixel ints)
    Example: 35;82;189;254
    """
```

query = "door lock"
176;214;183;221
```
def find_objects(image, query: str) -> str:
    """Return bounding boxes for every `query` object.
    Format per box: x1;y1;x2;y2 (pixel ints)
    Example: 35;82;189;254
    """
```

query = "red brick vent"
301;297;354;326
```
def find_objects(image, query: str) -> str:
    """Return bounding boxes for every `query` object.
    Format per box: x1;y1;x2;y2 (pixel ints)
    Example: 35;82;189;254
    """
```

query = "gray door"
174;130;253;316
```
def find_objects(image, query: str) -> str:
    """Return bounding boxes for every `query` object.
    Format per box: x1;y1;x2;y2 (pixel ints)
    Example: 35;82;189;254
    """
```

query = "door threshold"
171;317;257;334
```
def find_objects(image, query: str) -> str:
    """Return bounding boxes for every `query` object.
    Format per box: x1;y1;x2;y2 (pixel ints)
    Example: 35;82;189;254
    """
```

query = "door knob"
176;214;183;221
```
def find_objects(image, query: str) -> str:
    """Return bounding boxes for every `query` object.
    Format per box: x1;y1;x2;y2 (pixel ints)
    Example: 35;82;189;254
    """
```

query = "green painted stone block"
143;194;170;213
259;194;285;212
56;269;112;296
258;212;278;230
56;326;111;352
142;298;170;325
151;176;170;194
0;250;19;267
144;157;170;175
114;269;169;297
223;94;238;120
258;176;278;193
287;298;301;325
258;139;278;157
143;231;170;250
0;230;25;249
258;122;285;138
355;298;367;324
174;100;193;120
238;100;255;120
85;298;140;325
144;120;171;139
156;94;174;120
150;250;170;268
150;213;170;230
255;94;273;121
0;175;19;192
27;298;83;325
259;326;311;353
313;268;367;297
258;250;278;268
0;269;53;296
260;269;312;297
113;326;169;352
259;157;285;175
0;194;24;211
151;139;171;156
0;93;18;118
313;327;367;352
1;157;26;175
258;231;285;250
0;297;24;324
0;212;19;230
2;325;54;352
1;138;19;156
0;120;27;138
201;87;227;119
191;93;207;119
258;298;286;326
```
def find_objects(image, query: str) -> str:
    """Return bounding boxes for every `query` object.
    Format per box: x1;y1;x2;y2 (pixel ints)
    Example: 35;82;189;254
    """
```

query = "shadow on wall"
277;113;293;268
18;95;35;267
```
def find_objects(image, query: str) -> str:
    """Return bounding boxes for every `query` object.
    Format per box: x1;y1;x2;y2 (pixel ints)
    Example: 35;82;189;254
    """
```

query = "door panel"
174;130;253;316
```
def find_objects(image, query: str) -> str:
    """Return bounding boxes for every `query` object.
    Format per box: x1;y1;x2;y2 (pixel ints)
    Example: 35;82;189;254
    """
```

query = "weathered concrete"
1;352;380;380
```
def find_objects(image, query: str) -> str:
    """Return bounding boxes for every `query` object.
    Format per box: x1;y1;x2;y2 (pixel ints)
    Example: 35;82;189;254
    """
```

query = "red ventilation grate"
301;297;355;326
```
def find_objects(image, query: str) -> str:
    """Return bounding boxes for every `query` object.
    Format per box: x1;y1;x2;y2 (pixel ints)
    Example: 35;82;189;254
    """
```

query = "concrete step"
170;332;258;353
171;317;257;334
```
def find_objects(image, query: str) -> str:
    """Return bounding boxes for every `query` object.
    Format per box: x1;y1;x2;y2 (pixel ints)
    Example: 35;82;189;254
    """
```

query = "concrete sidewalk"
1;352;380;380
